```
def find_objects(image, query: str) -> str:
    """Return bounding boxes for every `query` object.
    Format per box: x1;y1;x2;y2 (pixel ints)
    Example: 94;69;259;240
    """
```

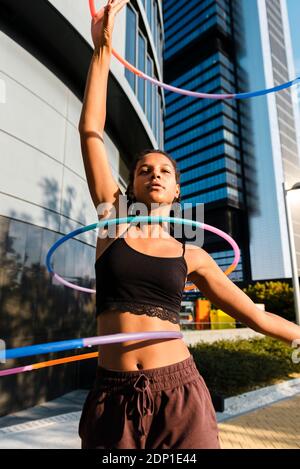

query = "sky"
287;0;300;76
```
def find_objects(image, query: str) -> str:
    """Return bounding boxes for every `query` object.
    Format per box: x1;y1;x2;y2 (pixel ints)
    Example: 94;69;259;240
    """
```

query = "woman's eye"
140;169;170;174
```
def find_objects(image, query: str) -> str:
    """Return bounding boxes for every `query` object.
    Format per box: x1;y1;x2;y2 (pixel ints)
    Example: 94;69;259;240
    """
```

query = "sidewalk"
0;386;299;449
218;394;300;449
0;390;88;449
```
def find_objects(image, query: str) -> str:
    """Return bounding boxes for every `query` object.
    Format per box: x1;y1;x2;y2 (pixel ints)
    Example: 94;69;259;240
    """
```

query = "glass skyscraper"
163;0;300;285
163;0;246;283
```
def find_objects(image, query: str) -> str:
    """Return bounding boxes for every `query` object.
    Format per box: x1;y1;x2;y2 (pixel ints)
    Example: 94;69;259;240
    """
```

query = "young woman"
77;0;300;449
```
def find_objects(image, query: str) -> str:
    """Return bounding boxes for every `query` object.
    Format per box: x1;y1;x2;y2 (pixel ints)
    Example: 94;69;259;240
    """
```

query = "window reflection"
24;224;42;268
6;219;26;287
7;219;26;264
0;216;96;343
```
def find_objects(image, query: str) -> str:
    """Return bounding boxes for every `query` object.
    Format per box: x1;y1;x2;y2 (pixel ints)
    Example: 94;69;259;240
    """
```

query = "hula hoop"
88;0;300;100
0;217;239;375
0;352;98;377
0;331;182;362
46;216;240;293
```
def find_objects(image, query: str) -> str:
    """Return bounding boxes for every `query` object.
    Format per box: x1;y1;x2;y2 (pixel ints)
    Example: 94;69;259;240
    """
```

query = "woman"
77;0;300;449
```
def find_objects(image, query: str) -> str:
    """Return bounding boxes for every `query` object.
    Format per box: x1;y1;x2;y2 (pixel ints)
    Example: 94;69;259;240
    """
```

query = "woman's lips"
149;185;164;190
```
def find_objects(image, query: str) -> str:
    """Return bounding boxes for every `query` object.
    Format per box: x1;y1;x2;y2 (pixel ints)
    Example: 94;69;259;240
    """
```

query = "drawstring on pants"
128;373;154;437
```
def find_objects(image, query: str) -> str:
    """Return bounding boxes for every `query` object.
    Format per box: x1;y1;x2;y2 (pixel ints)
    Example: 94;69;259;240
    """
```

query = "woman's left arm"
187;248;300;346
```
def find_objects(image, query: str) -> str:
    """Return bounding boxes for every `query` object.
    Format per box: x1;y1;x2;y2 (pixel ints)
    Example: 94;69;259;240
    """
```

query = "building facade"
0;0;163;415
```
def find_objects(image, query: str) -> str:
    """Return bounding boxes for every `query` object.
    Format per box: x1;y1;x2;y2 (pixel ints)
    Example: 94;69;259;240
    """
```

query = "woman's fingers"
93;6;105;22
109;0;130;14
94;0;113;20
114;0;130;14
93;0;129;25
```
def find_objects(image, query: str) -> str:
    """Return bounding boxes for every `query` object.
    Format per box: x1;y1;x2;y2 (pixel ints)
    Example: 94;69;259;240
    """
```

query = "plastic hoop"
46;216;240;293
88;0;300;100
1;331;183;362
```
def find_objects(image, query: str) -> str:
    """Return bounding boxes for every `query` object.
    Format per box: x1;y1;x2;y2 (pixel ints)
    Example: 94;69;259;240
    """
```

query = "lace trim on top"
97;301;180;324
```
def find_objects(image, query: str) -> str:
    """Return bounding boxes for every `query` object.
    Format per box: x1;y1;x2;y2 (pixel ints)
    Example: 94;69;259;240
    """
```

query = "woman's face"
132;153;180;209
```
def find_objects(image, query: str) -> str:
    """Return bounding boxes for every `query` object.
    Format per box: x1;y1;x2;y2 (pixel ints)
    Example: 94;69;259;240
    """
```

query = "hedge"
242;281;295;321
189;336;300;397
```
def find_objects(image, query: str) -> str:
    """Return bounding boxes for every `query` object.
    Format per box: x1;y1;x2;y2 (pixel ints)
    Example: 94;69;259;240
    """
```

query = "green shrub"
189;336;300;397
242;281;295;321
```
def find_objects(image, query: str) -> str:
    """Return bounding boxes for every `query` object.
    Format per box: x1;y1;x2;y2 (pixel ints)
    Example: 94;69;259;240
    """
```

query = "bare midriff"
97;309;191;371
95;223;196;371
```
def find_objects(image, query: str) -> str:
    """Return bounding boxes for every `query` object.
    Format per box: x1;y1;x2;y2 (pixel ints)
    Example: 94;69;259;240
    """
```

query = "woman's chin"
148;195;169;205
135;194;171;209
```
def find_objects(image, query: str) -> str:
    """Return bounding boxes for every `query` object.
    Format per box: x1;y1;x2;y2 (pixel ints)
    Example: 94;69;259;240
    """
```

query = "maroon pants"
78;354;220;449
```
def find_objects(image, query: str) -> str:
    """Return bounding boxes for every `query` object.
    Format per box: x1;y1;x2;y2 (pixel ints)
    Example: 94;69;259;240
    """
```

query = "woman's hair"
125;148;181;208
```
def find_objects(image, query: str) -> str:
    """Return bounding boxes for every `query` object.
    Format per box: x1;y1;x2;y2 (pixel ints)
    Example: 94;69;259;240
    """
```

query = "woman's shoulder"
185;242;205;253
184;243;209;276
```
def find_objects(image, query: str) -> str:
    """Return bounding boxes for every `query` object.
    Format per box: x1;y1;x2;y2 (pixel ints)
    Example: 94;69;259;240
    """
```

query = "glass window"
165;102;224;140
0;216;9;269
165;16;217;60
163;0;189;22
166;115;239;150
52;233;66;282
146;55;153;127
6;219;26;287
158;24;163;70
154;86;158;139
146;0;152;31
24;225;42;269
211;250;243;281
159;93;163;148
162;98;165;149
64;238;76;282
40;228;58;276
167;101;235;131
154;0;158;49
180;158;241;184
165;0;214;39
138;31;146;110
125;5;137;92
167;75;235;116
151;0;155;36
165;3;216;48
166;52;233;94
181;173;227;197
183;187;228;205
168;129;240;160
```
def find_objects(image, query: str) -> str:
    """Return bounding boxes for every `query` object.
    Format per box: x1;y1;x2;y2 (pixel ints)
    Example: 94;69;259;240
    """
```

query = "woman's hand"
91;0;130;51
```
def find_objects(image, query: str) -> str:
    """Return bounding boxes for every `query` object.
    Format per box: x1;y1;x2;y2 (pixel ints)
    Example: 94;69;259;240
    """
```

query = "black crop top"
95;234;188;324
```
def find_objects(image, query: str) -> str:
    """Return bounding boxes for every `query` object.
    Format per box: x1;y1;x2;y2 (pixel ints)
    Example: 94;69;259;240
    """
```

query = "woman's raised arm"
78;0;129;210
